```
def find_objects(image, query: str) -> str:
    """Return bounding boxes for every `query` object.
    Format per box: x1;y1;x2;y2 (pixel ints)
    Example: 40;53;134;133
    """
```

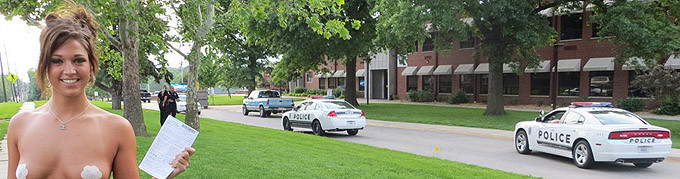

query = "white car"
177;94;201;115
282;99;366;136
514;102;672;168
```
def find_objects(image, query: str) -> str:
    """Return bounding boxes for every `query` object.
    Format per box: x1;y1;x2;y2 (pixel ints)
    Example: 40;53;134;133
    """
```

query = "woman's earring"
47;82;52;88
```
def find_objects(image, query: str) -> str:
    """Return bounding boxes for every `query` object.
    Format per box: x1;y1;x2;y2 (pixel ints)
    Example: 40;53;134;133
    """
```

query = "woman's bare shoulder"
9;107;47;128
89;106;134;133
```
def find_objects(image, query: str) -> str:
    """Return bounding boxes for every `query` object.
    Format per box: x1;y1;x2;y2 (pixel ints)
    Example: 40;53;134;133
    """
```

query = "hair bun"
51;0;99;37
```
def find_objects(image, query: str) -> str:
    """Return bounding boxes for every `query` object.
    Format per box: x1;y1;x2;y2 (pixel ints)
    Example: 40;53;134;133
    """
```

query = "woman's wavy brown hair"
36;1;99;93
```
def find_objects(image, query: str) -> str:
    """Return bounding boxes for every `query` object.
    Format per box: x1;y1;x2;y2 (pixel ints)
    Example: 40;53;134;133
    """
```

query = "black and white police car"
514;102;672;168
281;99;366;136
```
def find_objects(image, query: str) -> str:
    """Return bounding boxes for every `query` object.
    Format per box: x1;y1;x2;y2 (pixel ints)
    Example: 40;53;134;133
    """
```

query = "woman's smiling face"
48;38;91;97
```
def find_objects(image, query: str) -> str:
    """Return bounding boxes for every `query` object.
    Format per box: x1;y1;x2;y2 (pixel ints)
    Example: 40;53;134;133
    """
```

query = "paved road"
143;103;680;179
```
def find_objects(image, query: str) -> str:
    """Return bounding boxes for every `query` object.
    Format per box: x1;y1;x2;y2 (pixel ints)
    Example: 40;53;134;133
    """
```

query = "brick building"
296;11;680;106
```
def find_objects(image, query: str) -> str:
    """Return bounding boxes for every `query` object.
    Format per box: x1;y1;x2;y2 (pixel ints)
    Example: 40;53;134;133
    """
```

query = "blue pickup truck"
243;90;295;117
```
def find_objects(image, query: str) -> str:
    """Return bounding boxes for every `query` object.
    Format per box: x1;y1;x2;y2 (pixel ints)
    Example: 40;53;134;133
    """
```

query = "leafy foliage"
652;95;680;115
448;90;470;104
294;87;307;93
407;90;435;102
630;65;680;99
614;97;646;112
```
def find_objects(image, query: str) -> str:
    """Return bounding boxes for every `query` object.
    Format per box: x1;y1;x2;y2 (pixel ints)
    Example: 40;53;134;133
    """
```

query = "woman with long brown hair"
7;2;194;179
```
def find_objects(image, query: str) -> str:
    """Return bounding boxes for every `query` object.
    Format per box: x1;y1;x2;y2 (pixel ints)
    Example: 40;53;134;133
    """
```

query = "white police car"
282;99;366;136
514;102;672;168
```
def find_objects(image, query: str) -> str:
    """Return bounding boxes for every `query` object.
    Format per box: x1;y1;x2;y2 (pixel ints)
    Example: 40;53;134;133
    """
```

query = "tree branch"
94;81;113;93
166;41;188;59
101;27;122;50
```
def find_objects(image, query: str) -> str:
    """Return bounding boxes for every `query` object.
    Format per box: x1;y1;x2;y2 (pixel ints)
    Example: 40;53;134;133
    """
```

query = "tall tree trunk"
484;52;507;115
95;79;123;109
345;56;359;106
185;49;200;131
111;80;123;110
119;0;147;136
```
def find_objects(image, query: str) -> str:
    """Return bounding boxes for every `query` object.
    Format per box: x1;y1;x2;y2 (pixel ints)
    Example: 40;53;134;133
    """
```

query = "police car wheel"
633;162;653;168
312;120;325;136
259;106;266;118
347;129;359;136
283;117;293;131
242;105;249;116
573;140;595;168
515;130;531;154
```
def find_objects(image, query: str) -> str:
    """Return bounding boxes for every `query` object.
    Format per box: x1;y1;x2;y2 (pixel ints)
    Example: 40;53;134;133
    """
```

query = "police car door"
552;111;582;155
534;110;566;152
290;102;308;127
298;102;316;127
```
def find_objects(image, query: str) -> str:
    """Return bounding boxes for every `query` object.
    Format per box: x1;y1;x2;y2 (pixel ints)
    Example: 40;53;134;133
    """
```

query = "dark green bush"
614;98;646;112
652;95;680;115
294;87;306;94
306;89;326;95
407;90;436;102
333;88;345;97
448;90;469;104
437;95;451;102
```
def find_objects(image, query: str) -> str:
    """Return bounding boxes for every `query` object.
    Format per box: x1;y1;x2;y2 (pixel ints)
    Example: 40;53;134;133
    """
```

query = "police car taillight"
361;110;365;117
328;111;337;117
609;131;670;139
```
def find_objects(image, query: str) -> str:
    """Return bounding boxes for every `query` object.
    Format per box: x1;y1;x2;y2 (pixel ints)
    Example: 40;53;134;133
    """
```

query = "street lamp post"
552;42;564;110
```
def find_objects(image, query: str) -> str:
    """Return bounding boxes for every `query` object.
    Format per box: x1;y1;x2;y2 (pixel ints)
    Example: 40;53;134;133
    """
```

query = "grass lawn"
74;101;532;178
359;103;680;149
207;95;305;106
0;102;24;119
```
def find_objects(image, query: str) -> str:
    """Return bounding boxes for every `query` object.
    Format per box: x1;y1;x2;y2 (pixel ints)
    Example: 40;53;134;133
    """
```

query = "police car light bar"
570;102;612;107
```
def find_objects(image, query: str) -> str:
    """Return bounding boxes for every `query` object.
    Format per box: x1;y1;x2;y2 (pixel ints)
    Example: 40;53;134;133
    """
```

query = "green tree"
166;0;217;131
231;0;372;106
27;69;42;101
373;0;680;115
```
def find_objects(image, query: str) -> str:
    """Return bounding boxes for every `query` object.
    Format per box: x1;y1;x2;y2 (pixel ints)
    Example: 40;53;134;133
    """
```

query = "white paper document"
139;116;199;179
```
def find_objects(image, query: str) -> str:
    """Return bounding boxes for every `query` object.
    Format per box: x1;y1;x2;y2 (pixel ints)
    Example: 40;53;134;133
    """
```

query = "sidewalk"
354;98;680;121
1;102;35;178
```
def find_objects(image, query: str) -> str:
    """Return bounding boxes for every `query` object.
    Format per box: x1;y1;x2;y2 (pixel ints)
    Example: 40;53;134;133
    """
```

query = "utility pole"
551;42;564;110
0;49;7;102
180;61;184;83
5;45;16;102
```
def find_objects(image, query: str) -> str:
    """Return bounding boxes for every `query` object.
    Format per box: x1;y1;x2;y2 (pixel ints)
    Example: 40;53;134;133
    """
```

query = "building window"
480;74;489;94
503;74;519;95
561;13;583;40
422;33;435;52
558;72;580;96
439;75;452;93
319;78;326;89
460;75;474;94
422;75;435;91
407;76;418;92
531;73;550;95
628;71;648;97
590;71;614;97
328;78;336;89
337;77;345;89
460;38;475;49
306;72;313;83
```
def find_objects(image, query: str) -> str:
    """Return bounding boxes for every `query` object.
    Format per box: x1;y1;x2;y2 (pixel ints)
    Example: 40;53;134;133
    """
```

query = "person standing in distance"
7;2;194;178
168;86;179;117
158;85;168;125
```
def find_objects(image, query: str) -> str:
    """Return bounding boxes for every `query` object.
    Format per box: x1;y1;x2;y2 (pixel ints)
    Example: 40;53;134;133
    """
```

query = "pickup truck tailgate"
267;98;294;107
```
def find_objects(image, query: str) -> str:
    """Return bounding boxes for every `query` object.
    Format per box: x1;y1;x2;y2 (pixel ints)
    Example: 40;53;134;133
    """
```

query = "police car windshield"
322;101;356;109
179;95;187;101
589;111;646;125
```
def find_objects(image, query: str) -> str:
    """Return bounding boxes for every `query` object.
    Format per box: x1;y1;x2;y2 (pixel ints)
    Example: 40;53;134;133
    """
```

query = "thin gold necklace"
48;102;91;130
